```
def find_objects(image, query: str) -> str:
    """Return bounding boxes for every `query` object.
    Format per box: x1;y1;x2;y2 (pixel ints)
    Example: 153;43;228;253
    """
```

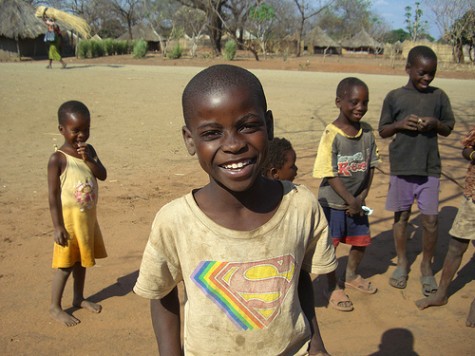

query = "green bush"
91;40;105;58
223;40;237;60
133;39;148;58
103;38;114;55
167;43;182;59
77;40;91;58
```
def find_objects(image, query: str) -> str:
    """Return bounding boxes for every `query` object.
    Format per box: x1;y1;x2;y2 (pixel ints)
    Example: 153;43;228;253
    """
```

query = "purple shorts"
385;175;439;215
323;207;371;247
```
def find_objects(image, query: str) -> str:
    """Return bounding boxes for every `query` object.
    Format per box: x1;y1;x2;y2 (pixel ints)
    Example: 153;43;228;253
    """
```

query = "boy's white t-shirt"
134;181;336;355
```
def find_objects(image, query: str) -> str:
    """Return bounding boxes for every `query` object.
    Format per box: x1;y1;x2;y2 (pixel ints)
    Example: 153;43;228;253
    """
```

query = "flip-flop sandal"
327;289;354;312
344;275;378;294
389;266;408;289
420;275;438;297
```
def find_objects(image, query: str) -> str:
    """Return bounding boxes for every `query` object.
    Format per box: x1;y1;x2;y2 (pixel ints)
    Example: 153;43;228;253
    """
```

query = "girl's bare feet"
73;299;102;313
50;306;80;327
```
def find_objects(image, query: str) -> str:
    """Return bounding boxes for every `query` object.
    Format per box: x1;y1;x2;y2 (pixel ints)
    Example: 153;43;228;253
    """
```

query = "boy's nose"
223;132;246;153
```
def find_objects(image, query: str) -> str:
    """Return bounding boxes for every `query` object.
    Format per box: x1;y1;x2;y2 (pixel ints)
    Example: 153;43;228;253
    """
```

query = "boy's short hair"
336;77;368;98
407;45;437;66
182;64;267;126
58;100;90;125
262;137;293;173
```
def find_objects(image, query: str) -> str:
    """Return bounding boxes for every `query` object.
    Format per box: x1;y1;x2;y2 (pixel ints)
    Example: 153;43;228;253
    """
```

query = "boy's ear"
405;63;411;74
335;97;341;108
58;125;64;134
270;167;279;180
182;125;196;156
265;110;274;141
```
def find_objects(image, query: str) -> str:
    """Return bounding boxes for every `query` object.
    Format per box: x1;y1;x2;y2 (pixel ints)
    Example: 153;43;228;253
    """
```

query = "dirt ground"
1;53;474;355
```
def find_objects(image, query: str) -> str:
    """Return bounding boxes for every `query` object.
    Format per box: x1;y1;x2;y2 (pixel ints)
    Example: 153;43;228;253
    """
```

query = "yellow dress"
52;150;107;268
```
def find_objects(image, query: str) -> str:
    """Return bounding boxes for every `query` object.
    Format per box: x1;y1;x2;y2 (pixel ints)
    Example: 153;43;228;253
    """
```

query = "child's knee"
421;215;438;233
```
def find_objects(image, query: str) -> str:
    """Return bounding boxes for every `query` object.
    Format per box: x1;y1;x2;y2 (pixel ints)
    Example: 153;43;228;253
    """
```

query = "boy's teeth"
223;161;248;169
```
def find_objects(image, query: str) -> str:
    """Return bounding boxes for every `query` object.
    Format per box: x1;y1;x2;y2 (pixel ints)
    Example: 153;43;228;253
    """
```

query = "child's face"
406;57;437;92
59;112;90;149
275;149;298;182
183;86;273;193
336;85;369;123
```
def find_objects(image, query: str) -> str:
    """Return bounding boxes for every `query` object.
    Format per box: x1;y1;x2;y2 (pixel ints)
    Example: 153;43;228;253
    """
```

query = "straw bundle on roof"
35;6;91;39
0;0;45;39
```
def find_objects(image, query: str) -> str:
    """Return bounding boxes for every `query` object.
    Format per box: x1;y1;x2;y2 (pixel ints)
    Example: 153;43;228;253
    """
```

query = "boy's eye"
200;130;221;140
240;122;262;133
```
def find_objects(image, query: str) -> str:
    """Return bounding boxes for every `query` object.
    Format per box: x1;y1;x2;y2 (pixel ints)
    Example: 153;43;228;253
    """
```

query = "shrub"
223;40;237;60
133;39;148;58
167;43;182;59
77;40;91;58
103;38;114;55
91;40;105;58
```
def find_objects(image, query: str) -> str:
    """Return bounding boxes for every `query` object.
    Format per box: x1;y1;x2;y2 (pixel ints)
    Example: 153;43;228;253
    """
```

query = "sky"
371;0;440;38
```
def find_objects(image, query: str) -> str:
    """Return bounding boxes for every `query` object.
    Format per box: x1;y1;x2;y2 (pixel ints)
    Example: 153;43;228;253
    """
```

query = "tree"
109;0;143;40
248;2;276;59
177;0;226;55
404;1;428;42
382;28;411;43
293;0;334;57
424;0;475;62
173;6;207;57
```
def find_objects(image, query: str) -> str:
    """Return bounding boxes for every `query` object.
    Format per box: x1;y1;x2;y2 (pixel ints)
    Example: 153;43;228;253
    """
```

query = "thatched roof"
341;29;382;49
0;0;45;39
118;23;163;42
305;26;340;48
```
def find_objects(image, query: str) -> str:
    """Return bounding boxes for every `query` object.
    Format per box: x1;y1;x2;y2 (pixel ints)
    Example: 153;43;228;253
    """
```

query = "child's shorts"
322;207;371;247
385;175;439;215
449;196;475;240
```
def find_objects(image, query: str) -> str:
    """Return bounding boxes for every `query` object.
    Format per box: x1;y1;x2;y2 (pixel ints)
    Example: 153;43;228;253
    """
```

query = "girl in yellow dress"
47;100;107;326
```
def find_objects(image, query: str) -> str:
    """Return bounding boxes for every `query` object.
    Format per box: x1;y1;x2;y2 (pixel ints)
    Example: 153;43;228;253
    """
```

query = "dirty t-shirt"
134;181;336;355
378;86;455;177
312;122;380;210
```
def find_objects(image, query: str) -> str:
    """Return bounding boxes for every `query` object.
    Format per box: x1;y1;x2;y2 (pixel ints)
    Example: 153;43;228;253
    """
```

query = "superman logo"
191;255;296;330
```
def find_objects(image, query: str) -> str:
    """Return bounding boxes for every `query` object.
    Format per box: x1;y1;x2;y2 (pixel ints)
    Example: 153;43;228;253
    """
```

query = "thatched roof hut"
0;0;77;59
305;26;341;55
0;0;46;58
118;23;163;52
341;29;383;54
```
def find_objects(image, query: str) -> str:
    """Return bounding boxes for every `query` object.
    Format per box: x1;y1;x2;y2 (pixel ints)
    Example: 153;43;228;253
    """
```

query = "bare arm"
462;146;475;162
417;117;452;137
150;287;182;356
327;177;362;216
356;167;375;203
47;153;69;246
77;144;107;180
298;270;329;356
379;114;419;138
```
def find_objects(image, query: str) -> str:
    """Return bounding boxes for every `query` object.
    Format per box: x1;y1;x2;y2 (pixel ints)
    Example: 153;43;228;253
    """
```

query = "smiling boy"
378;45;455;295
134;65;336;355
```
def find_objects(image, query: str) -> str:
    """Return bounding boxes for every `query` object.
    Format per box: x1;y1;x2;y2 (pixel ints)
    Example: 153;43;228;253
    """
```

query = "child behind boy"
134;65;337;355
262;137;298;182
378;45;455;295
47;100;107;326
416;126;475;328
313;77;380;312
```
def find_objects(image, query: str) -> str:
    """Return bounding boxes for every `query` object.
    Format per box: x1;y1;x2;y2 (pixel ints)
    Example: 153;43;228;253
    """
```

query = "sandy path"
0;61;474;355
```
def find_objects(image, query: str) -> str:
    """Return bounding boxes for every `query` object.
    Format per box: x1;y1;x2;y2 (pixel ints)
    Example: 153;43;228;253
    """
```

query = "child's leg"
50;266;79;326
344;246;377;294
393;210;411;271
416;236;469;309
72;262;102;313
420;213;438;277
346;246;365;281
